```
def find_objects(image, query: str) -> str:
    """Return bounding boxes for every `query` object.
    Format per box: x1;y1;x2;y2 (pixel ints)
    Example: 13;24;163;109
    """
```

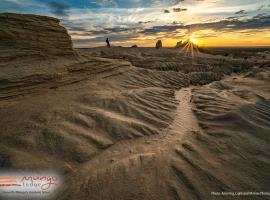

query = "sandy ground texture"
0;46;270;200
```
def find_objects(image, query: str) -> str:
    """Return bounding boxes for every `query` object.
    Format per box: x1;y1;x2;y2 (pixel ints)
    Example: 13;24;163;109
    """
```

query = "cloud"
172;21;184;25
0;0;42;12
69;26;142;36
0;0;20;10
172;0;185;4
47;1;70;16
140;14;270;35
67;9;270;47
153;0;186;6
235;10;246;15
173;7;188;12
73;32;139;45
88;0;188;8
226;15;246;20
138;20;155;24
257;4;266;11
102;27;139;33
91;0;117;7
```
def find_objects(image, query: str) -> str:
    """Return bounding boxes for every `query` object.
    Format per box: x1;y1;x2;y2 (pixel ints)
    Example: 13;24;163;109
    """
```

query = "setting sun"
190;37;197;45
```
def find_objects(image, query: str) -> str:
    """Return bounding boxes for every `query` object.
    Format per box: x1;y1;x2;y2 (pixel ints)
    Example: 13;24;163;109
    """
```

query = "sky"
1;0;270;47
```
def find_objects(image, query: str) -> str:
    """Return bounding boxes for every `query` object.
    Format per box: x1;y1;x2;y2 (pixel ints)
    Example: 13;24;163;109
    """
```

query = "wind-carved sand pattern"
169;78;270;200
60;88;197;200
55;88;177;163
1;13;270;200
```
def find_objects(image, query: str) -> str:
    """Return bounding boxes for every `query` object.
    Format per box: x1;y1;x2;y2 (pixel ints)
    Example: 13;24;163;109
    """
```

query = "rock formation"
175;39;199;50
175;41;182;48
156;40;162;49
0;13;74;57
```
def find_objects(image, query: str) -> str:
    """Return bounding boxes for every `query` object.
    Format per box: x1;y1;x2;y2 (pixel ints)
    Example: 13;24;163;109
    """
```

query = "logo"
0;171;62;199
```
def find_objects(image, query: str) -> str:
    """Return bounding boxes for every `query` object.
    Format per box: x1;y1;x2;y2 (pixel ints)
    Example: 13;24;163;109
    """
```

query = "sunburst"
190;37;198;45
178;36;199;59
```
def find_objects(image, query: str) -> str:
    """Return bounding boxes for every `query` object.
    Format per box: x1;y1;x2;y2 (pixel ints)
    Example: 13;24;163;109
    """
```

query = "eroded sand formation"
0;13;269;200
0;13;74;56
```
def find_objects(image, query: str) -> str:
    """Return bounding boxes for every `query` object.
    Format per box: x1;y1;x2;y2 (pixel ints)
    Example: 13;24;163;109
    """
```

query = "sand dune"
0;13;270;200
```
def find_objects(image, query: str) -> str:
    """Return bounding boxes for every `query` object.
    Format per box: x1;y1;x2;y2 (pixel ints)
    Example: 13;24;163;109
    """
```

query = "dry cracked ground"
1;46;270;200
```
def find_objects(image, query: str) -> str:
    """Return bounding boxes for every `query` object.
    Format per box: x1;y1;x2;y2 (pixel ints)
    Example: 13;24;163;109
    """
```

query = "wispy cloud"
141;14;270;34
235;9;246;14
91;0;117;7
173;7;188;12
47;1;70;16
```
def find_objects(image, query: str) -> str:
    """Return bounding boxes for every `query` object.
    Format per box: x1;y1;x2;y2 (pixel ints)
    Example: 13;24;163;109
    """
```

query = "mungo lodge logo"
0;171;62;199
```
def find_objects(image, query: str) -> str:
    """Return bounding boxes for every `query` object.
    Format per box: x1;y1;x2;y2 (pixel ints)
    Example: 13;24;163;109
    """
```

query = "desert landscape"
0;12;270;200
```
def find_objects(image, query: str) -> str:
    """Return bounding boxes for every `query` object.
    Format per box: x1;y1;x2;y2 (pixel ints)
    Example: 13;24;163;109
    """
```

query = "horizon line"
75;45;270;49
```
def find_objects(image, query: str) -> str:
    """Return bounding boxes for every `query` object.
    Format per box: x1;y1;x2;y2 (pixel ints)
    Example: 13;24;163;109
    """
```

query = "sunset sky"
1;0;270;47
